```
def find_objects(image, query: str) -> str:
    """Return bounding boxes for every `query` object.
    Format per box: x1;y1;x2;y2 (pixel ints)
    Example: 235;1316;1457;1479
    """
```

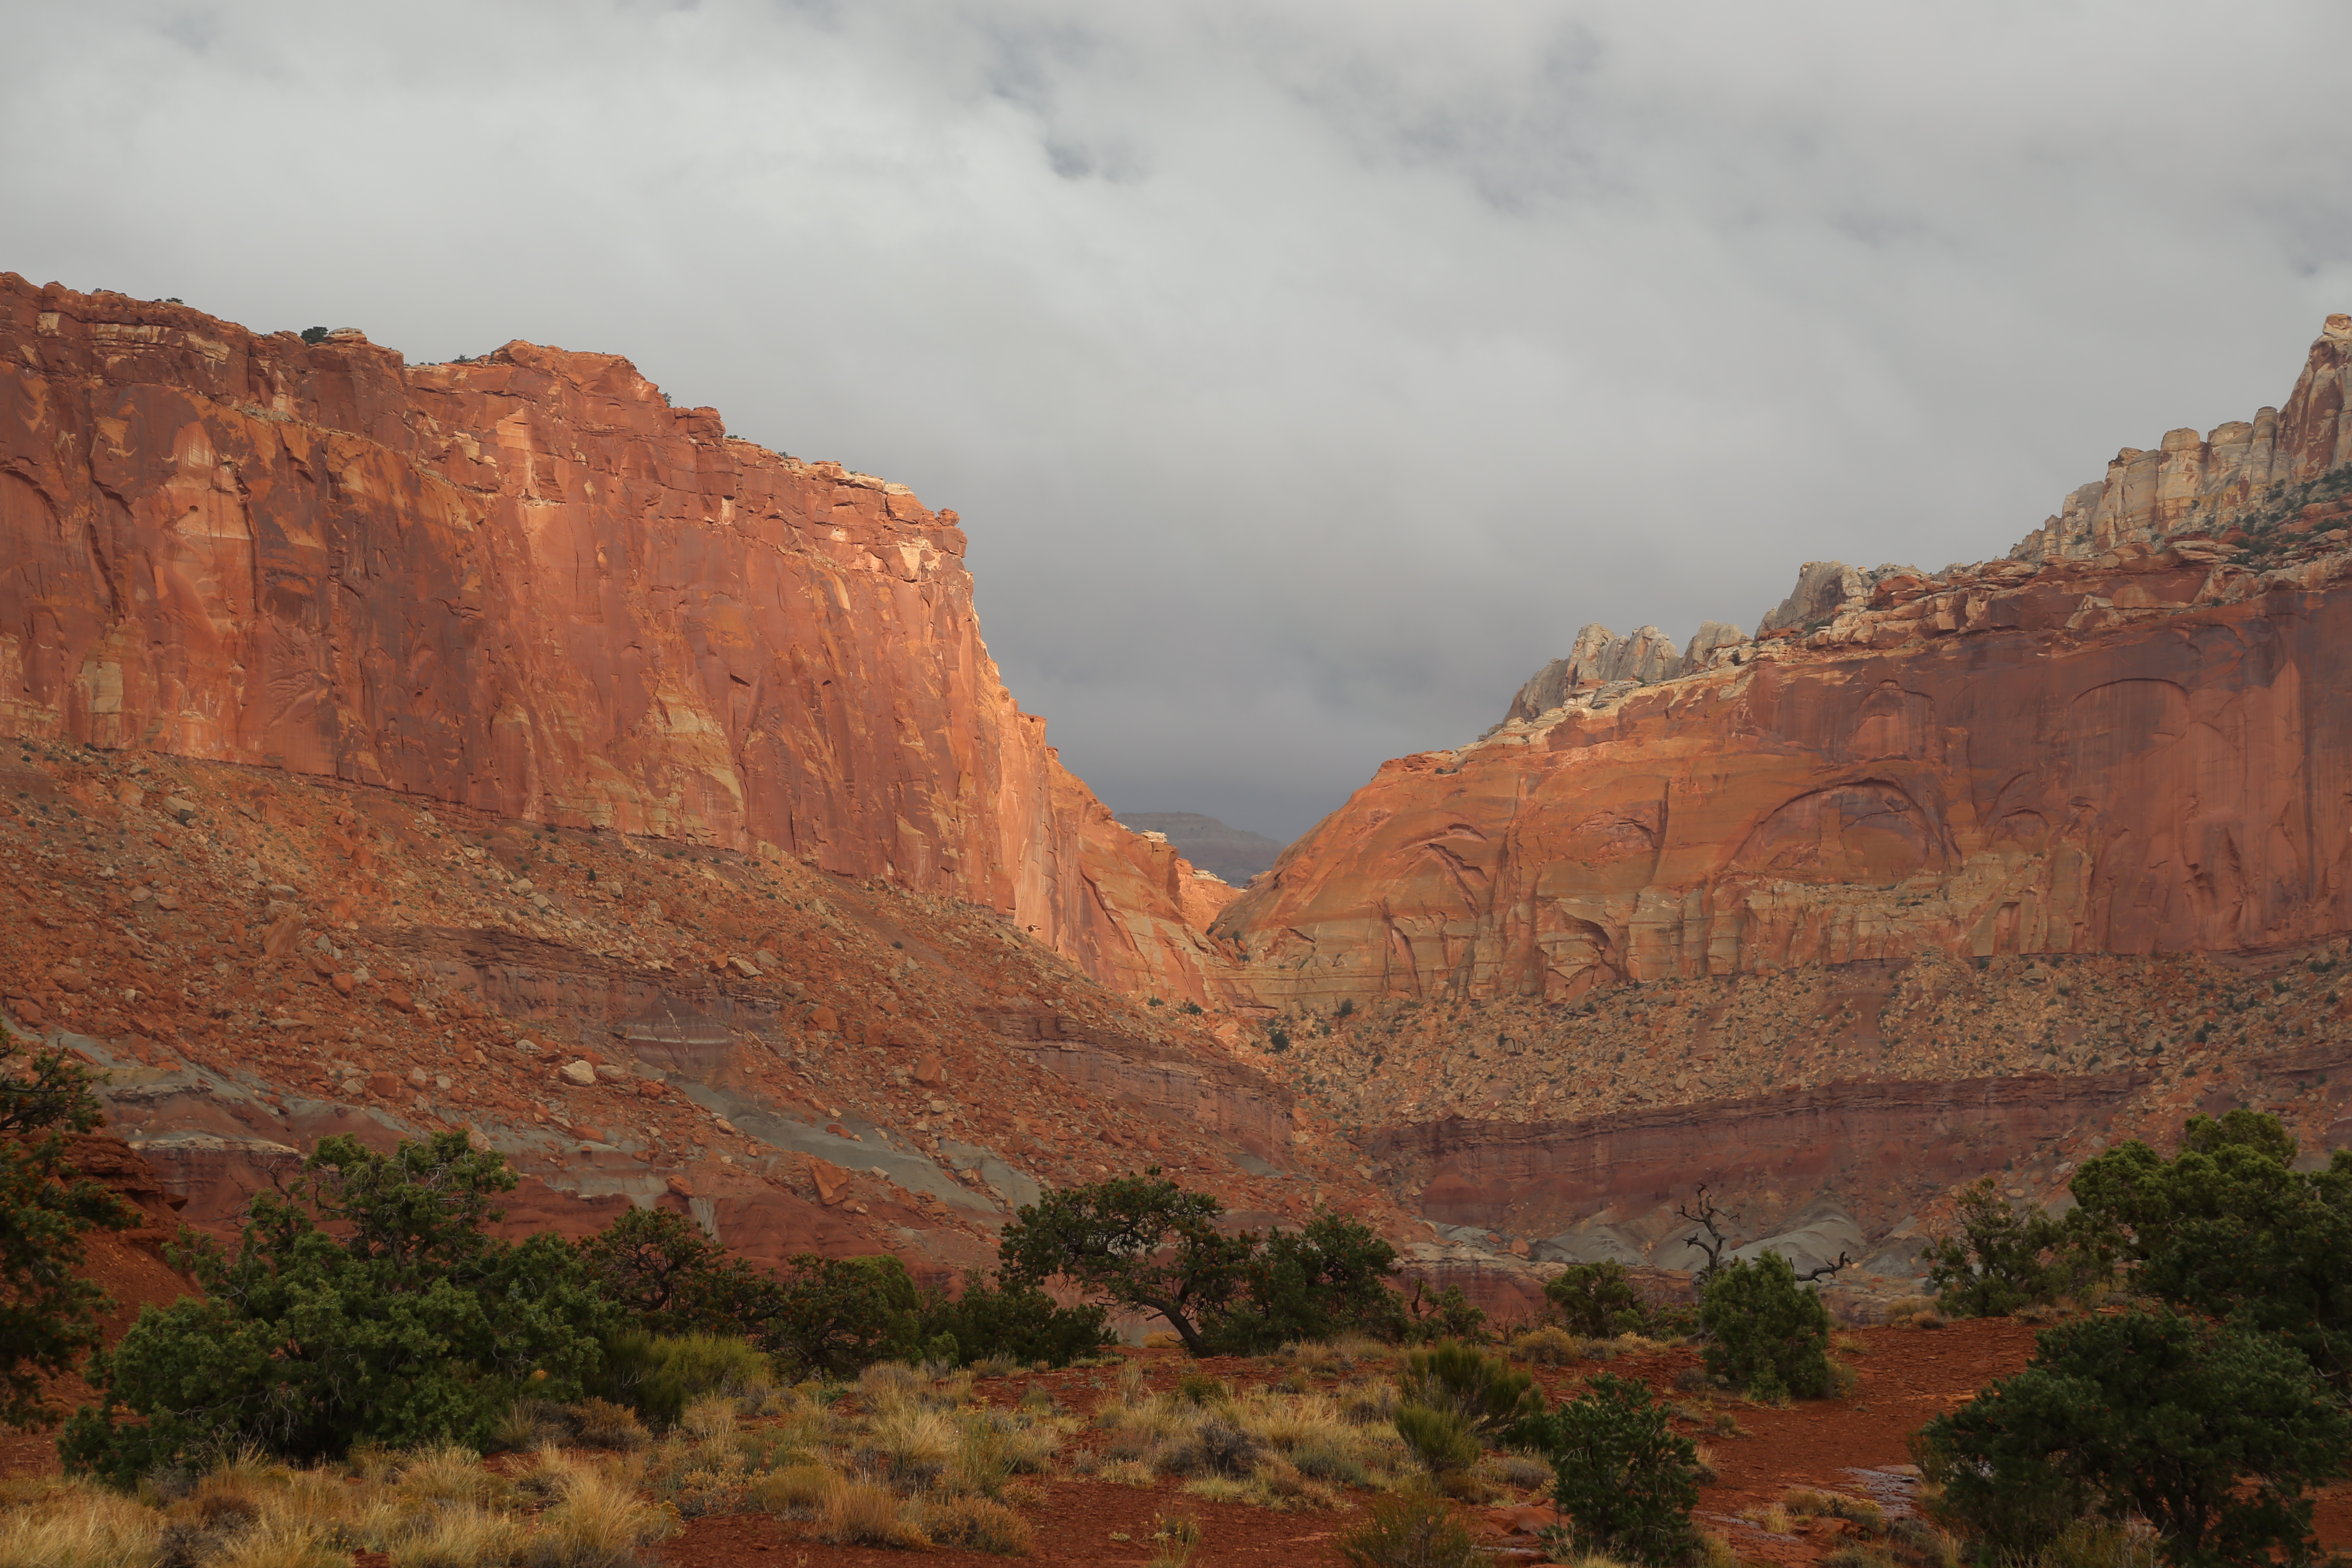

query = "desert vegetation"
0;1028;135;1433
4;1115;2348;1565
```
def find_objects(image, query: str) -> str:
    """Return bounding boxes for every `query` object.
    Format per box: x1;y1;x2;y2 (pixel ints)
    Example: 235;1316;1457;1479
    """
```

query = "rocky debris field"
0;739;1403;1284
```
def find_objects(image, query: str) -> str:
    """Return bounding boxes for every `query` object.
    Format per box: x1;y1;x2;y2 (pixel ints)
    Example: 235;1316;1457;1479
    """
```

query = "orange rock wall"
1225;319;2352;1009
0;278;1228;1002
1225;545;2352;1006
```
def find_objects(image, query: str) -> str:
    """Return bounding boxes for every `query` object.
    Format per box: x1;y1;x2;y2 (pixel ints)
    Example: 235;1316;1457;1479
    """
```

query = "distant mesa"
1117;812;1288;885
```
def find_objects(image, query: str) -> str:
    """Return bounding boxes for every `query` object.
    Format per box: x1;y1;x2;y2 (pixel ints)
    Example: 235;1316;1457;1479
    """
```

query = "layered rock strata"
0;278;1230;1004
1223;319;2352;1011
0;743;1400;1283
1219;315;2352;1277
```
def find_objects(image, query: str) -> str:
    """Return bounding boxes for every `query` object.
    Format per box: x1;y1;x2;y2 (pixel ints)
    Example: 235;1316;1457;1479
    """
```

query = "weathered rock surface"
1231;544;2352;1007
1219;315;2352;1267
1373;1069;2145;1256
1503;624;1681;722
0;742;1406;1289
2013;312;2352;561
1224;318;2352;1013
0;277;1231;1004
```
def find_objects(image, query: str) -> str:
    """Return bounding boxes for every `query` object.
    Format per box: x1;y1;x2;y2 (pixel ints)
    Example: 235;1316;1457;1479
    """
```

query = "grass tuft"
816;1476;929;1549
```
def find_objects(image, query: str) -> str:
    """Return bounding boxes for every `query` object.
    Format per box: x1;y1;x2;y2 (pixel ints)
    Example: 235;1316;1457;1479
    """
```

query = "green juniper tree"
0;1026;136;1430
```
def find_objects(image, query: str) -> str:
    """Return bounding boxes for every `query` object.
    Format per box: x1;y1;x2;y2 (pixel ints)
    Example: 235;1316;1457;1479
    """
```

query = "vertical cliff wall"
1222;318;2352;1008
0;278;1230;1002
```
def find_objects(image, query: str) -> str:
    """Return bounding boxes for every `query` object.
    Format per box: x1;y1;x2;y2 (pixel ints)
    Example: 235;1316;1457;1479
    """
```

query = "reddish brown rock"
0;277;1232;1004
1225;320;2352;1010
1375;1070;2146;1244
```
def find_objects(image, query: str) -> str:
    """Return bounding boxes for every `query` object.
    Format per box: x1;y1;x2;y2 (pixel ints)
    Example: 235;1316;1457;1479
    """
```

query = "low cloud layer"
6;2;2348;838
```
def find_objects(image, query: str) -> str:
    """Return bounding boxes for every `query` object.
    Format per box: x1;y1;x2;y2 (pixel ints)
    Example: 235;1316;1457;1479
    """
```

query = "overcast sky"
6;3;2349;840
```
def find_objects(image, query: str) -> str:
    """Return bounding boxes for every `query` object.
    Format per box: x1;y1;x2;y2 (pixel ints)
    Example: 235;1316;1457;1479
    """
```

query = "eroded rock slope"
0;277;1231;1005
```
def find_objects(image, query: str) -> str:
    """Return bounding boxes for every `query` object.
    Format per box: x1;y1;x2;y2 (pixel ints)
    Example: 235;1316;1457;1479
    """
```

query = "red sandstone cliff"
1222;317;2352;1008
0;278;1230;1003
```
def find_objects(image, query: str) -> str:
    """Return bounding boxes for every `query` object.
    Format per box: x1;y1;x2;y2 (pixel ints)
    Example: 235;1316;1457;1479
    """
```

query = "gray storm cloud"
4;0;2348;838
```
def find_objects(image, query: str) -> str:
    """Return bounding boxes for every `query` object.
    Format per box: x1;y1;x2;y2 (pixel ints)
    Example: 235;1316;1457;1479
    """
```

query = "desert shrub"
2067;1109;2352;1393
569;1398;649;1451
1510;1325;1584;1366
0;1027;138;1430
1402;1281;1488;1344
598;1333;767;1428
816;1476;928;1548
1915;1307;2350;1568
1392;1403;1479;1477
60;1133;612;1479
1336;1486;1481;1568
1394;1341;1540;1438
576;1207;781;1338
922;1495;1032;1555
925;1273;1115;1368
1160;1415;1263;1478
1205;1210;1409;1353
998;1170;1253;1356
1511;1372;1701;1567
1699;1254;1832;1400
763;1253;937;1379
1921;1178;2071;1317
1546;1260;1671;1339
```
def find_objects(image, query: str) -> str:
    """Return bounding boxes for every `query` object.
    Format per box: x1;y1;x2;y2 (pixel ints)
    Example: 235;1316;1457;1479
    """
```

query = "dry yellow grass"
748;1463;837;1514
1510;1325;1585;1366
679;1395;738;1442
518;1463;677;1568
0;1482;162;1568
398;1443;508;1505
1096;1458;1158;1487
868;1402;961;1488
387;1504;527;1568
816;1476;928;1549
922;1495;1033;1556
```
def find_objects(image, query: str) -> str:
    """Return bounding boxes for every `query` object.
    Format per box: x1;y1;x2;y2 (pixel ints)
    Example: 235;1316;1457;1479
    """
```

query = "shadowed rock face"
0;277;1228;1004
1370;1070;2148;1248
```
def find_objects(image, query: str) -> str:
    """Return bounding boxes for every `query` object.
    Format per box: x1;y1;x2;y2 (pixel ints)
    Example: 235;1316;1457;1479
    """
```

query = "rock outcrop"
2012;312;2352;561
1222;316;2352;1012
1372;1069;2149;1254
0;278;1231;1003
